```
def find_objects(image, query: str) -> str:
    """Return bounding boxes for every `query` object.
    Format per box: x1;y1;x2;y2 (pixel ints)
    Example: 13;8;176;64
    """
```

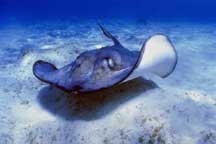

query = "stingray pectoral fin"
33;60;78;91
127;34;177;80
33;60;58;84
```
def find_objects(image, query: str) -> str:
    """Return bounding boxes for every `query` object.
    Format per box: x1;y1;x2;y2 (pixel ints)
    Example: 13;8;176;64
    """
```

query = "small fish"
33;24;177;93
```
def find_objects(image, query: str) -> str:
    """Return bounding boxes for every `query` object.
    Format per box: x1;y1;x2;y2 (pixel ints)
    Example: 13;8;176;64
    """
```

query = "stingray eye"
106;58;115;69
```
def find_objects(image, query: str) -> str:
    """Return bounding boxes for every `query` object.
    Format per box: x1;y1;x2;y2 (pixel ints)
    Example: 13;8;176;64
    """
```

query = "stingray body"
33;24;177;93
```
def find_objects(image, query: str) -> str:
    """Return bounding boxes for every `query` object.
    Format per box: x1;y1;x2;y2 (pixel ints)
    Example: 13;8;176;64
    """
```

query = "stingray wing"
126;34;178;81
33;60;77;91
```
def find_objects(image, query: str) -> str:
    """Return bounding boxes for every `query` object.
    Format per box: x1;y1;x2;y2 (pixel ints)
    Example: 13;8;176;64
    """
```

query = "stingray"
33;24;177;93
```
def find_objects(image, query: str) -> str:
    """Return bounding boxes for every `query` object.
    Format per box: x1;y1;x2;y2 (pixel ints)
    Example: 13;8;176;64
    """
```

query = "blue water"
1;0;216;21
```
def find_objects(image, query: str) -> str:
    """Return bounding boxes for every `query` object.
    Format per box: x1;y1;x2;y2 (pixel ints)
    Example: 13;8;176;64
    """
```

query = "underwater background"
0;0;216;144
1;0;216;20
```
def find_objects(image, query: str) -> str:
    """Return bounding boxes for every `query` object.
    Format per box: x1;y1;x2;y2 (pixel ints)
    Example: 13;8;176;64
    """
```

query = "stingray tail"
127;34;177;80
98;23;121;46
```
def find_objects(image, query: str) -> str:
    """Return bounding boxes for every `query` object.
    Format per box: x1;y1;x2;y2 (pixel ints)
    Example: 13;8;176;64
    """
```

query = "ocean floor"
0;19;215;144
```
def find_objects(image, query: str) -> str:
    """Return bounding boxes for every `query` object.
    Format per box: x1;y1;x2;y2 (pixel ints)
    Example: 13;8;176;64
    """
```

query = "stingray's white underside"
124;34;177;82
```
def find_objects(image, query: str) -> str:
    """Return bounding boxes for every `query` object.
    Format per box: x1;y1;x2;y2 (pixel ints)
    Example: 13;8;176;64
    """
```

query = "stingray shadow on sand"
37;77;158;121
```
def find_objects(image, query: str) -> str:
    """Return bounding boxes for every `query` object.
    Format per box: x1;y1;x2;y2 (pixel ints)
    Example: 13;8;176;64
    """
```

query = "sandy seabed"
0;19;215;144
